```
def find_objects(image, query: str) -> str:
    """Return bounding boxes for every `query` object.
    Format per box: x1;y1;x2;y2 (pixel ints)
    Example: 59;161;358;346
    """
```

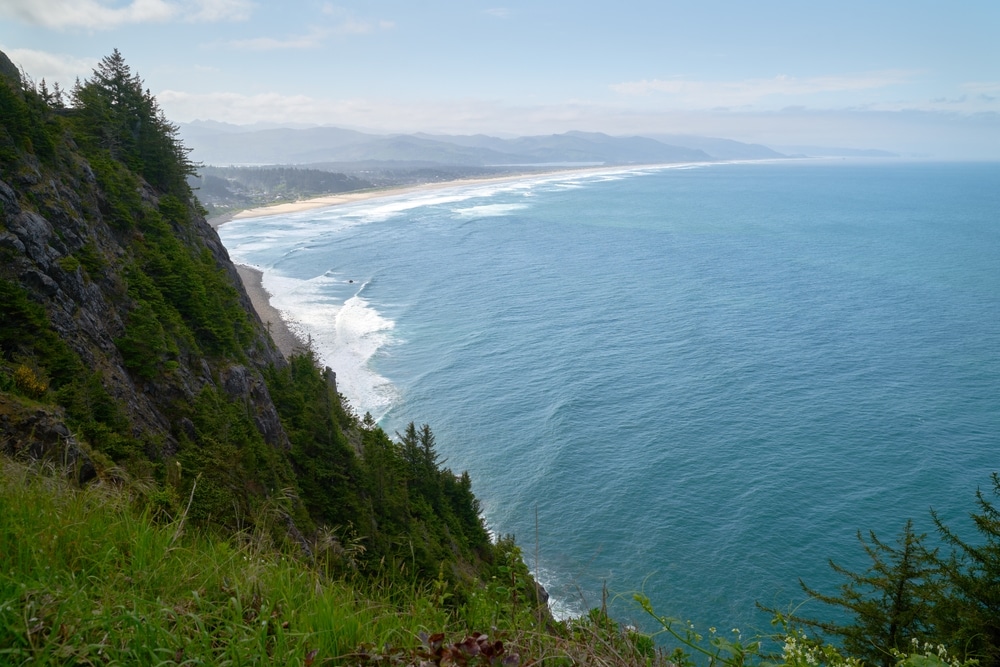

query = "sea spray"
260;271;399;421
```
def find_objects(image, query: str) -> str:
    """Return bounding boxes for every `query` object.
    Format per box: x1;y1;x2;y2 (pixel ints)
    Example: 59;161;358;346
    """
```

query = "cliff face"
0;154;286;448
0;51;497;589
0;56;288;484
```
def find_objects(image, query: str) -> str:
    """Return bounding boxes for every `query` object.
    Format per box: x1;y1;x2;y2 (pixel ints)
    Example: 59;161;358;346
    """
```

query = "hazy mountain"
501;131;710;163
290;134;520;166
770;145;899;158
179;125;377;165
648;134;787;160
179;124;714;167
178;123;900;166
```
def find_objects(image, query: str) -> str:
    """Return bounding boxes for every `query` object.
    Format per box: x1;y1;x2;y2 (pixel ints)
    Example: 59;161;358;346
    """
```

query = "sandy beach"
210;167;632;358
207;189;408;228
213;182;481;357
211;179;520;358
206;165;654;229
235;264;306;359
211;164;676;359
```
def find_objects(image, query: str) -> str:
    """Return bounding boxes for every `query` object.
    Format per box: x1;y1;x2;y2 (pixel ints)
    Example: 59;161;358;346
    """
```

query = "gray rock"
21;268;60;296
0;403;97;485
0;231;25;254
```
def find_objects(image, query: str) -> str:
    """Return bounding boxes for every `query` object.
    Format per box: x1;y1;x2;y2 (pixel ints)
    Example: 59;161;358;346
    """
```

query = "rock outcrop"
0;57;291;473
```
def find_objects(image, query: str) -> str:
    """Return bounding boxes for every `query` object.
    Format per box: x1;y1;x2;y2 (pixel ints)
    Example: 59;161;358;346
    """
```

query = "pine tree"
399;421;422;482
768;520;939;667
418;422;440;471
931;473;1000;667
69;49;195;194
418;423;444;507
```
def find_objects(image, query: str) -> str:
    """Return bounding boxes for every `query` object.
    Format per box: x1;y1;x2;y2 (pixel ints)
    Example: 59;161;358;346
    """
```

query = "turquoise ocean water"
218;160;1000;630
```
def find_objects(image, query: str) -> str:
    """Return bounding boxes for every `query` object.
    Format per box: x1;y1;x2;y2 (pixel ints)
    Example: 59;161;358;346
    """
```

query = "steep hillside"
0;50;500;593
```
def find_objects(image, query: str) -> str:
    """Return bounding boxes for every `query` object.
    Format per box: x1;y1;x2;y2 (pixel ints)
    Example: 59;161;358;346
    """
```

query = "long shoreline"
213;180;500;358
211;165;669;357
206;164;674;230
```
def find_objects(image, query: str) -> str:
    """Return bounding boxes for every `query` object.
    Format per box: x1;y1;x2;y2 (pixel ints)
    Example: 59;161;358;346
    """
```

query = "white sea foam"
219;164;686;421
341;193;482;224
261;272;399;420
532;566;585;621
451;203;528;218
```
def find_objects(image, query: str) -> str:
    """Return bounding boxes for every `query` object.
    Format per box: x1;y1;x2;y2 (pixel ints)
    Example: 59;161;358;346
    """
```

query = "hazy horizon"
1;1;999;159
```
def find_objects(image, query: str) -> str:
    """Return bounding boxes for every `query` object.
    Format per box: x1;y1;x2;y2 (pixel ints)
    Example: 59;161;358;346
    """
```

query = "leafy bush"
12;364;47;398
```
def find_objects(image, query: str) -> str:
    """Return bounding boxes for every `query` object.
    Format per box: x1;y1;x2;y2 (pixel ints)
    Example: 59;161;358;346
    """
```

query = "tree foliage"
265;352;492;587
931;473;1000;667
783;478;1000;667
0;68;58;166
2;49;502;599
69;49;195;195
769;521;939;667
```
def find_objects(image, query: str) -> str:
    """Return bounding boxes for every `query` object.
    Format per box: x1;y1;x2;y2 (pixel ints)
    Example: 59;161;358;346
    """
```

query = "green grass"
0;459;661;666
0;460;442;664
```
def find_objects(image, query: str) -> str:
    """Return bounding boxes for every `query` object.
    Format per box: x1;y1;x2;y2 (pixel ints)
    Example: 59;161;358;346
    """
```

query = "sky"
1;0;999;158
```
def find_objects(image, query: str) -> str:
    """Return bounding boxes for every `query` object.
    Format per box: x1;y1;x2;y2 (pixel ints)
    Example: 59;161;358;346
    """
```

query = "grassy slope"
0;459;661;666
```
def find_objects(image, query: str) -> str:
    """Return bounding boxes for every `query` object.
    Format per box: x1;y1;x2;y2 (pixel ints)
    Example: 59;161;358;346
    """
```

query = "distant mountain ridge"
647;134;787;160
178;122;783;167
769;144;900;158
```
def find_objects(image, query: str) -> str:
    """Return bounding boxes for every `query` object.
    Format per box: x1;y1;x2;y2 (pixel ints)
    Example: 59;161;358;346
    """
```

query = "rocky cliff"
0;52;296;501
0;51;496;586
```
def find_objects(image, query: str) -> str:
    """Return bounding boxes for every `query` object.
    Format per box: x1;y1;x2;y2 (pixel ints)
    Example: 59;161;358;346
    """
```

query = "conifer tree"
69;49;194;194
399;421;422;483
418;423;443;507
769;520;939;667
419;423;440;471
931;473;1000;667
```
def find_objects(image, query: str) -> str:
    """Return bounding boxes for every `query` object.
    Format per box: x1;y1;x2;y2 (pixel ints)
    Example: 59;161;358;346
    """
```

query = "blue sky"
2;0;999;157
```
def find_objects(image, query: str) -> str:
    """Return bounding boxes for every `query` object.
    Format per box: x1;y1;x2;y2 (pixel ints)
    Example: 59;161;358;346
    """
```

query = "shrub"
12;364;47;398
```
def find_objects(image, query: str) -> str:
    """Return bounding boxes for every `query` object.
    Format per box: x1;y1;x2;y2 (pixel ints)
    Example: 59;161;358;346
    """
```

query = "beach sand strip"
212;165;681;361
236;264;307;359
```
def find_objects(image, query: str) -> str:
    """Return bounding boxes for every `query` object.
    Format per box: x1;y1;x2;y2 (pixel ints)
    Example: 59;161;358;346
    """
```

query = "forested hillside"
190;166;372;217
0;48;503;591
1;49;998;667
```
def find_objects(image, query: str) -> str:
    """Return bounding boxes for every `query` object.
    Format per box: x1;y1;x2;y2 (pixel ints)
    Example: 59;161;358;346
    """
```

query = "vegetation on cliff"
0;49;503;597
1;49;997;667
0;457;630;665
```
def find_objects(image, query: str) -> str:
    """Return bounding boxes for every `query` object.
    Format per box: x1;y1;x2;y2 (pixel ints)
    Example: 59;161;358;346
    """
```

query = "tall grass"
0;460;661;666
0;460;451;665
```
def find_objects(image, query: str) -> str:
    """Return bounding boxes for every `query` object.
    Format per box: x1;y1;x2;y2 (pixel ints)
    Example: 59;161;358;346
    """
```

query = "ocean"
217;159;1000;632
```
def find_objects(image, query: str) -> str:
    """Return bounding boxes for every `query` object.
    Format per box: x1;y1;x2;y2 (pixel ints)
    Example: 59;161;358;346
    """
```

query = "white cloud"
159;89;331;123
484;8;510;18
610;71;916;108
0;0;253;29
159;89;525;129
333;18;379;35
961;81;1000;99
226;28;331;50
223;8;393;50
186;0;254;22
0;0;175;29
320;5;395;34
3;48;97;87
157;89;1000;160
